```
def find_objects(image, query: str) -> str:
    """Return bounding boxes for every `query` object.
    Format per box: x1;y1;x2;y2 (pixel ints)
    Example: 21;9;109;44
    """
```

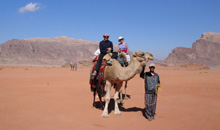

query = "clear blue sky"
0;0;220;59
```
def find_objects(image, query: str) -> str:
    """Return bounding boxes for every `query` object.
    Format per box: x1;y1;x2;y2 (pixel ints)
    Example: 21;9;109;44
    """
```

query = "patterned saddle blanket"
90;57;107;90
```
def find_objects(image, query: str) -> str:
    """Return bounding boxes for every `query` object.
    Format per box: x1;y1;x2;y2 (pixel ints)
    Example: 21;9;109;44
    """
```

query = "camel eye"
140;53;144;57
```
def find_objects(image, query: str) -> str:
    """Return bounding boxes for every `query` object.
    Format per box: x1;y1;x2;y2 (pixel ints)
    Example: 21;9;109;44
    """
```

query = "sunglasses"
103;36;109;38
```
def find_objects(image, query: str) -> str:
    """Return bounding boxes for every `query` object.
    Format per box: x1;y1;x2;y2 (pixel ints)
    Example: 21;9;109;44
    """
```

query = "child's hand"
157;84;161;88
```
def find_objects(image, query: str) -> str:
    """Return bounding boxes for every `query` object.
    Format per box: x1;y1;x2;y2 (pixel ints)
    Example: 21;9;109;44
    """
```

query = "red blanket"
90;57;107;89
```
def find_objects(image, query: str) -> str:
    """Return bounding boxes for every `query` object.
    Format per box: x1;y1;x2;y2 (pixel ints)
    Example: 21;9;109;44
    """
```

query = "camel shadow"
93;99;115;114
94;99;144;115
93;101;105;110
119;106;144;113
119;105;146;119
119;94;131;99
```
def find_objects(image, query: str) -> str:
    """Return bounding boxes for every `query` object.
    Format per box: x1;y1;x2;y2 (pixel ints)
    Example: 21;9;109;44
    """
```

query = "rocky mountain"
163;32;220;66
0;36;123;66
0;36;102;66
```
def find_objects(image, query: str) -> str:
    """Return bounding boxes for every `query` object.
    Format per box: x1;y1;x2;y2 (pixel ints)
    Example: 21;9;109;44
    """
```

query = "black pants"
95;52;118;72
95;53;105;72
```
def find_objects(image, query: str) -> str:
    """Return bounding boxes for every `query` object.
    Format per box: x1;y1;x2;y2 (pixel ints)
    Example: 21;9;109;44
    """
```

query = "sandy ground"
0;66;220;130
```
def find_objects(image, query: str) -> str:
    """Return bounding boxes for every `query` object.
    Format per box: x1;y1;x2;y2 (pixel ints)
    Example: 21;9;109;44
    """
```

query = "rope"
107;53;112;57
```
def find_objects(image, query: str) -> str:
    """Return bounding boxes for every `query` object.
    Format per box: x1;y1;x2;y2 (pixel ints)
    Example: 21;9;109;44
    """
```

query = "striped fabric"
144;93;157;119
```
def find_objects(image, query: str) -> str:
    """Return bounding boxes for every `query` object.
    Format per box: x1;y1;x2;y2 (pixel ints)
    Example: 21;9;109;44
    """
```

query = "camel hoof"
101;111;109;118
124;96;129;100
120;100;124;104
114;110;121;115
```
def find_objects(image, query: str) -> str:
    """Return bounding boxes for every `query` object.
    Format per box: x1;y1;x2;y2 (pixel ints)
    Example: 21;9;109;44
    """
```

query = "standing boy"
140;63;160;121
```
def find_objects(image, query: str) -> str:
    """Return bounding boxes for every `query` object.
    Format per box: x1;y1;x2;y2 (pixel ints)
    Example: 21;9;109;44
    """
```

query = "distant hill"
0;36;101;66
163;32;220;66
0;36;125;66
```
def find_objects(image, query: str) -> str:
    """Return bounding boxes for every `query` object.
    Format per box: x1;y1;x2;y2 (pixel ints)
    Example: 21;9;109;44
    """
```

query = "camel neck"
118;58;143;81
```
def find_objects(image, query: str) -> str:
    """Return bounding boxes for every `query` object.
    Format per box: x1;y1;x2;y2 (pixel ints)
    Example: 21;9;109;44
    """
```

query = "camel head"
145;52;154;61
133;51;154;67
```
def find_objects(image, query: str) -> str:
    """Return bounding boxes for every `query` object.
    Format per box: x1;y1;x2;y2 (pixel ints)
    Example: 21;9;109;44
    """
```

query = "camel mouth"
145;52;154;60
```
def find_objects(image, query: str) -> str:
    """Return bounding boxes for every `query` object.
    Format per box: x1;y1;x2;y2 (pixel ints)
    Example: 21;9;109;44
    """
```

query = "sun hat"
118;36;124;41
149;63;155;68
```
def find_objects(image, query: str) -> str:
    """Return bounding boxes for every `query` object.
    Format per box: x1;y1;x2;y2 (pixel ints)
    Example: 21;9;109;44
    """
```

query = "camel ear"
133;53;137;57
133;52;137;57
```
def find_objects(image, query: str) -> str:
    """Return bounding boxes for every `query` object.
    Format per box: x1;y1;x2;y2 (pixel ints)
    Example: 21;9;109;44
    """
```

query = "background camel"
70;63;74;70
101;51;153;117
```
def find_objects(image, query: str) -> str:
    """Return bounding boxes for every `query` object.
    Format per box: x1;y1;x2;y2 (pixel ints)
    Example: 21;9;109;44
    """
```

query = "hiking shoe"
91;71;97;76
107;59;112;66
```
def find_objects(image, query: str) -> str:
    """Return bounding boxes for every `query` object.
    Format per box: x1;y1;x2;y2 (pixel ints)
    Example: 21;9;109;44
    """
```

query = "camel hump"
118;53;127;59
103;53;113;61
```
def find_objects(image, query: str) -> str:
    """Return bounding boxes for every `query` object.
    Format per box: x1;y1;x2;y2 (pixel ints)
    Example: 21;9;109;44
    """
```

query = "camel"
91;52;128;109
70;63;74;71
92;51;154;117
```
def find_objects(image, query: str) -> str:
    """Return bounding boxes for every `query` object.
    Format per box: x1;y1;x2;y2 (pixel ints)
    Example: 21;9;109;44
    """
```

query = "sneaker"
106;59;112;66
91;71;97;76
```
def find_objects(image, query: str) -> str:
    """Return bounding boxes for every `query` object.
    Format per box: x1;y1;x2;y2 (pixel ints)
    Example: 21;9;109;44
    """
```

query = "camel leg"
98;93;103;110
114;82;122;115
124;81;129;100
101;81;111;118
119;85;124;104
93;91;96;107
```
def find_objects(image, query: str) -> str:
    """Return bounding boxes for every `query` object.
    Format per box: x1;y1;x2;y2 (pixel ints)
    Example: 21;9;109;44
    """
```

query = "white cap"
118;36;124;40
149;63;155;67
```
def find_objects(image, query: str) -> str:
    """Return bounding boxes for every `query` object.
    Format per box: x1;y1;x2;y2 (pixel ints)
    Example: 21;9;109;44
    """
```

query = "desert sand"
0;66;220;130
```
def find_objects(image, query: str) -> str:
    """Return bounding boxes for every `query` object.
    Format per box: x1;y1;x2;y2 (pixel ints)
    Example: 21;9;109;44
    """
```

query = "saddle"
92;53;113;63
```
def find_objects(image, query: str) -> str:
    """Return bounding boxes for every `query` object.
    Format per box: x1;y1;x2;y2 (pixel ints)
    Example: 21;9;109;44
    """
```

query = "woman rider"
117;36;130;64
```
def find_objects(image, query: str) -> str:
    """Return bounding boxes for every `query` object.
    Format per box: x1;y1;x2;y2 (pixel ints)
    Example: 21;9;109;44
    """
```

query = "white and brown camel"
94;51;154;117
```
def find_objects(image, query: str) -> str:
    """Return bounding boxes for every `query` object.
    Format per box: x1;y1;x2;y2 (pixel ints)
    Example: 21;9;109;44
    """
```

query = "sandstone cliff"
163;32;220;66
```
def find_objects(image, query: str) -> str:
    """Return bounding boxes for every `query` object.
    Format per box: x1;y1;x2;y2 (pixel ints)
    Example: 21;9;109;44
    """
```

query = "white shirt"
94;49;100;56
